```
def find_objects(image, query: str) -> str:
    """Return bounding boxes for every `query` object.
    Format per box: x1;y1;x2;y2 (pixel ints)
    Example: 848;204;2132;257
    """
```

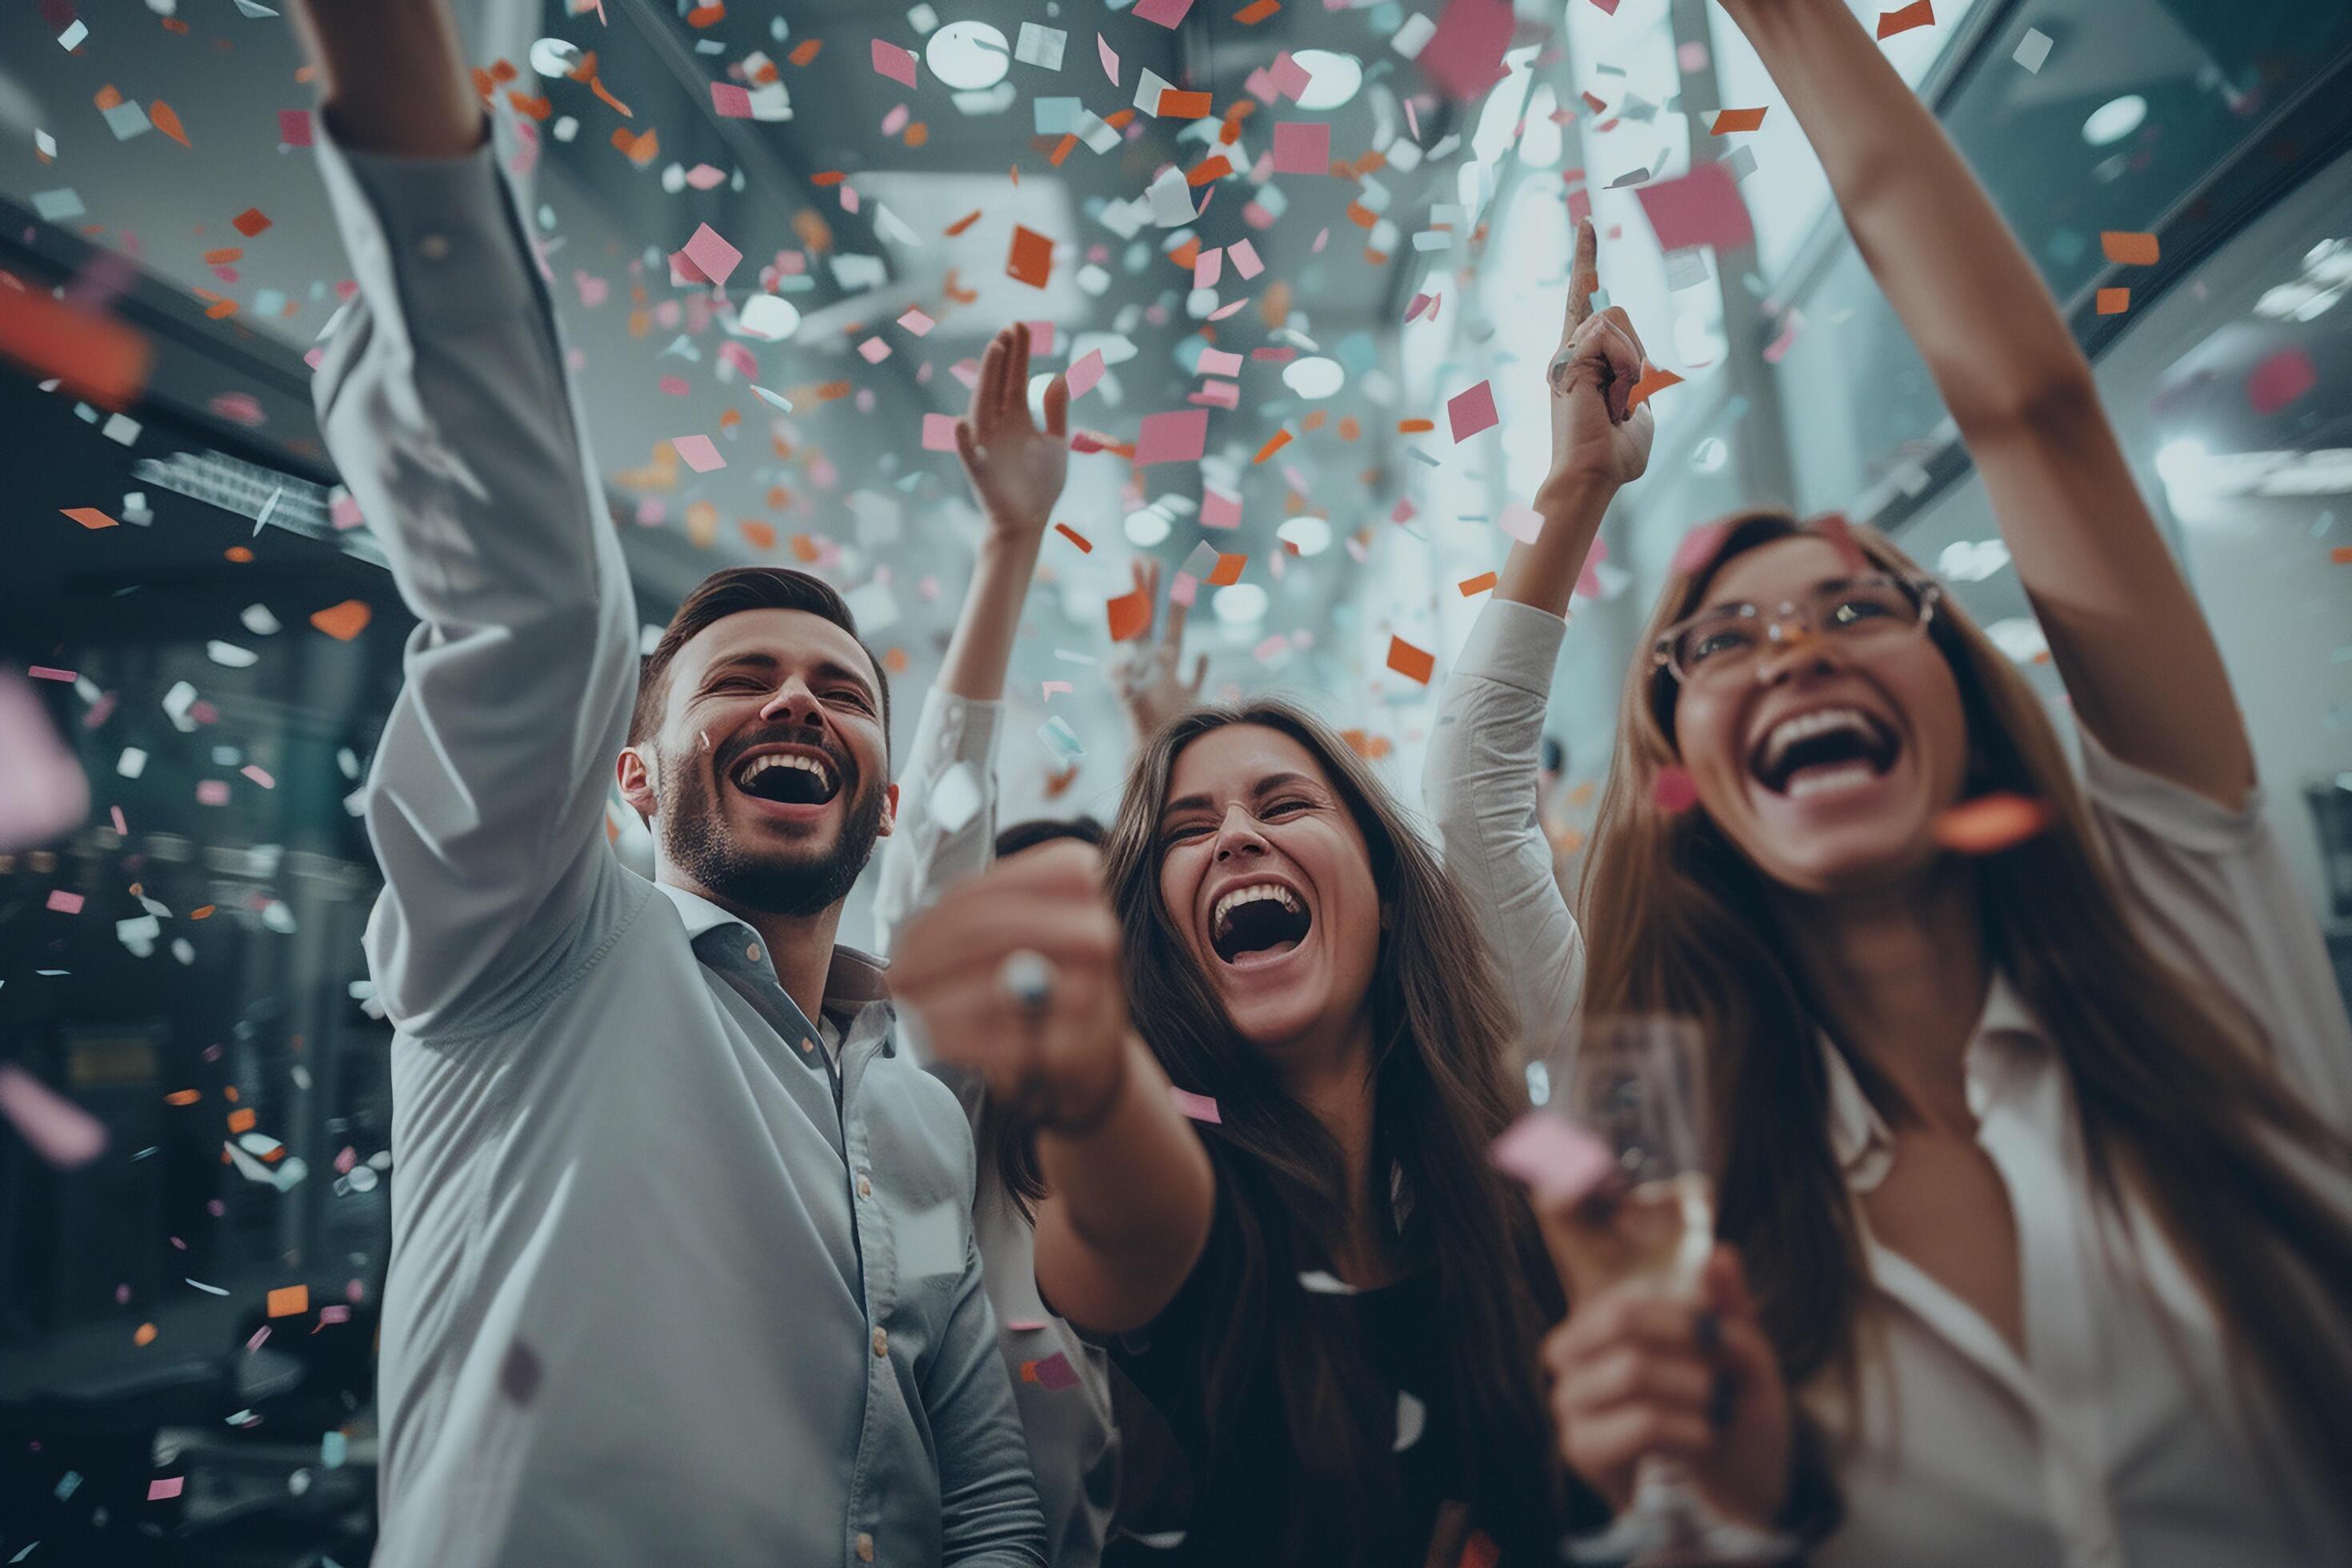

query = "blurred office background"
2;0;2347;1560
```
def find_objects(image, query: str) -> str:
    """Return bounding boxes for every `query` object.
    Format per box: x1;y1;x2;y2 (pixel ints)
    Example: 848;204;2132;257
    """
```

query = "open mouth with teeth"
1749;706;1899;801
731;750;843;809
1209;882;1314;966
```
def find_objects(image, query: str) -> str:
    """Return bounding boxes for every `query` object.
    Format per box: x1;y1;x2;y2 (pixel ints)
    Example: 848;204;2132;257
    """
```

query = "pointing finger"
1563;217;1598;338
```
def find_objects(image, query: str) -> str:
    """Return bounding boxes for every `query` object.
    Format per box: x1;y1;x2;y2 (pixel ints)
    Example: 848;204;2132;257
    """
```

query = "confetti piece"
671;434;726;472
231;206;272;237
1134;0;1195;25
1634;162;1753;253
148;1477;184;1502
1107;587;1152;642
1299;1269;1360;1294
1490;1112;1614;1202
1170;1086;1222;1123
1032;1350;1083;1389
309;600;372;641
1209;553;1247;586
1498;502;1545;544
2094;287;2129;316
1272;121;1330;174
150;102;190;147
2013;27;2053;72
1386;636;1435;684
871;39;918;88
47;889;84;914
0;1064;107;1168
1414;0;1513;102
1098;34;1120;84
1446;380;1498;442
1671;521;1730;576
1136;409;1209;466
62;506;121;530
1458;571;1498;597
2246;347;2316;415
1007;224;1054;289
1054;522;1093;552
2100;231;2158;266
266;1284;310;1318
1626;364;1683;412
1066;348;1106;399
1160;89;1214;118
1876;0;1934;38
710;82;753;117
1652;766;1700;814
1933;794;2050;854
1254;429;1293;463
680;222;742;285
1237;0;1282;21
1006;1318;1050;1331
1395;1389;1426;1451
1710;107;1766;134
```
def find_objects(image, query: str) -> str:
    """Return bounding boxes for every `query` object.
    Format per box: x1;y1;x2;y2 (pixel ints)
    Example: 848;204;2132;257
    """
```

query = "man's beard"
656;742;888;918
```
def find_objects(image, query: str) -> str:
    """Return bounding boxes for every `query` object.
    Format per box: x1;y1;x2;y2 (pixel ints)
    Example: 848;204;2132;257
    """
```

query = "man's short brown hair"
628;566;891;753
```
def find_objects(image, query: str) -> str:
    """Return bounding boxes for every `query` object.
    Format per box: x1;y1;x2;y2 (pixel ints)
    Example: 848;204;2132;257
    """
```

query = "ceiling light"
1213;583;1270;624
1290;50;1362;110
2082;94;2146;147
926;20;1010;92
1282;357;1345;399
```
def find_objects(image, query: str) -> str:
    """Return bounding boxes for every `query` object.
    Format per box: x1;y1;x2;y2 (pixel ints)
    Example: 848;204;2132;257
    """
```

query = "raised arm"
872;324;1069;961
295;0;639;1034
1423;224;1646;1056
890;844;1216;1336
1721;0;2252;809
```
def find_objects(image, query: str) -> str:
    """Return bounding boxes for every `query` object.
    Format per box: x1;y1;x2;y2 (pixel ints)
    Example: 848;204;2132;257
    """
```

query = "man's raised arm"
295;0;639;1035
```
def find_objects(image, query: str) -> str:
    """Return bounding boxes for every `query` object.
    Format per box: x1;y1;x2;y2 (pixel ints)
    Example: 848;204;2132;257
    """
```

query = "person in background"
870;322;1122;1567
893;687;1606;1563
1470;1;2352;1562
290;0;1042;1561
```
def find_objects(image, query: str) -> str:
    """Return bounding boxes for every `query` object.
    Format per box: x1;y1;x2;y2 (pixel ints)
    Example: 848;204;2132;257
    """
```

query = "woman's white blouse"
1423;596;2352;1568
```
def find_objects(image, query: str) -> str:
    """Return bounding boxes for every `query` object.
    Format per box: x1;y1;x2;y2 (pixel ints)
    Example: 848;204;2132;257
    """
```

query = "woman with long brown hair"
894;695;1597;1564
1428;1;2352;1562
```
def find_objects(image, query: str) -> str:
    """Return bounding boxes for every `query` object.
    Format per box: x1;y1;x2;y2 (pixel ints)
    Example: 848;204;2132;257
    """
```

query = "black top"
1100;1187;1569;1567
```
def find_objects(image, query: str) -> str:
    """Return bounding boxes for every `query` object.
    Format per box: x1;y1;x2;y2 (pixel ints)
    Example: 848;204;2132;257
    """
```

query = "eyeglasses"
1652;573;1942;686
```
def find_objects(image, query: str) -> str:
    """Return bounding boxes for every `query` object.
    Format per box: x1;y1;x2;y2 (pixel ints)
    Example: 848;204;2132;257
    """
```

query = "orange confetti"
202;246;243;265
190;905;215;919
94;86;125;112
1398;418;1435;434
789;38;823;66
588;75;634;117
134;1323;158;1346
1160;90;1214;118
905;123;928;148
1235;0;1281;20
1626;364;1683;412
1054;522;1094;553
1106;587;1152;643
266;1285;310;1319
944;209;982;236
740;520;777;551
811;170;847;186
62;506;120;530
1932;794;2051;855
1186;154;1234;186
204;299;238;321
224;546;253;563
165;1090;202;1106
227;1107;257;1134
1875;0;1934;38
2100;231;2158;266
612;126;658;166
1386;637;1434;685
2095;287;2130;315
2332;546;2352;565
1007;224;1054;289
231;206;271;237
150;102;190;146
1254;429;1293;464
309;599;373;641
686;2;725;25
1458;571;1498;597
1710;107;1766;134
1209;553;1247;586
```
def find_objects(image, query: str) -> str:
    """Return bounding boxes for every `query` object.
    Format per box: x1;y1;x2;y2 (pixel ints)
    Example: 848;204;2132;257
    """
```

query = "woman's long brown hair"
1580;512;2352;1503
1094;697;1572;1566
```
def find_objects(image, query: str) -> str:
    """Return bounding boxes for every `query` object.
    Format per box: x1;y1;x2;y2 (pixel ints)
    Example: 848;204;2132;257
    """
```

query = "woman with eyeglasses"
1427;1;2352;1563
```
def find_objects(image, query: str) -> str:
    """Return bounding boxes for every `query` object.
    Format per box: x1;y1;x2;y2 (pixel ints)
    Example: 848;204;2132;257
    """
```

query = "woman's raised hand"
1109;558;1208;741
1541;1241;1794;1530
1540;218;1656;503
890;840;1134;1134
955;322;1070;542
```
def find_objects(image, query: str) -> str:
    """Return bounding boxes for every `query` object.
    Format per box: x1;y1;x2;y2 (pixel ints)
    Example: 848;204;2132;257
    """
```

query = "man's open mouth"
1747;706;1898;800
730;749;843;808
1209;882;1313;966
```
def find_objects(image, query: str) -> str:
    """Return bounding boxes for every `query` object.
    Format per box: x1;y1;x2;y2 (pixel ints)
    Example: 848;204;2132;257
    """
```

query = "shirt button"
417;233;451;261
858;1175;872;1198
745;942;762;964
871;1327;888;1358
855;1533;874;1562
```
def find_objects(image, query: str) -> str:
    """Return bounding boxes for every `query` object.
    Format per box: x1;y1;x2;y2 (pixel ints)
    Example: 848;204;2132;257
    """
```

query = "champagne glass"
1549;1017;1792;1568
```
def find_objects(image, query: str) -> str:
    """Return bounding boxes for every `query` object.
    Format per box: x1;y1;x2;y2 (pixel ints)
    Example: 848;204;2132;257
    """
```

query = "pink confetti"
858;336;892;364
1006;1318;1050;1331
710;82;753;118
1272;121;1331;174
27;666;76;682
1201;486;1243;530
1490;1113;1614;1203
1228;238;1264;279
1446;380;1499;442
871;39;918;88
881;104;910;138
1169;1086;1222;1123
1193;247;1223;288
1671;520;1730;576
1066;349;1106;400
684;163;726;190
196;780;230;806
0;1064;108;1169
658;374;690;397
1039;682;1072;701
1208;297;1251;321
1252;634;1289;664
277;110;313;146
1498;502;1545;544
1135;409;1209;466
148;1477;184;1502
240;764;275;790
1170;573;1199;607
671;434;726;472
2246;347;2316;416
110;805;126;834
46;888;83;914
1270;50;1313;102
1098;34;1120;84
922;412;962;452
1415;0;1515;102
1031;1350;1083;1389
1634;162;1754;254
1198;347;1242;377
680;222;742;286
1134;0;1195;25
897;307;936;336
1653;766;1700;814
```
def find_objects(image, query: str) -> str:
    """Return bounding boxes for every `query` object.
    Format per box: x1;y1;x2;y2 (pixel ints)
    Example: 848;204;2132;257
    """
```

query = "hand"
890;840;1133;1134
1539;218;1655;504
1541;1244;1793;1530
1110;559;1207;740
956;322;1070;542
